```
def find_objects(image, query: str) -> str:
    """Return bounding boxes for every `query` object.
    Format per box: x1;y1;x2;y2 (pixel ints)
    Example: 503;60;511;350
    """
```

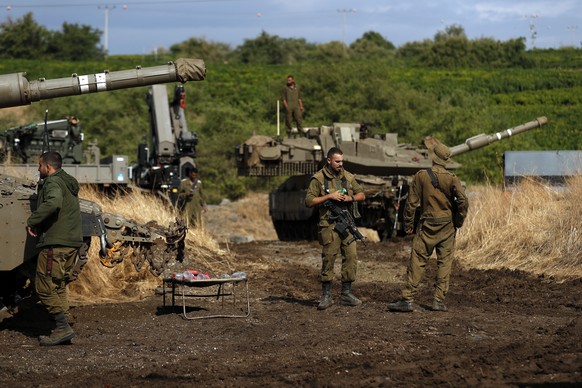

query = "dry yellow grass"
15;168;580;304
0;106;32;124
457;177;582;280
69;186;232;304
204;193;278;242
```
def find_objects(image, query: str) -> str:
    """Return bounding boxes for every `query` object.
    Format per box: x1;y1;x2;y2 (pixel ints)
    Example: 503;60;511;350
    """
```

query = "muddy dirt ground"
1;233;581;387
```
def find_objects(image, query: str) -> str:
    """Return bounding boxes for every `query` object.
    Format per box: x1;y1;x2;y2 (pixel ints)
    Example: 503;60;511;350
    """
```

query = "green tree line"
0;12;554;68
0;13;104;61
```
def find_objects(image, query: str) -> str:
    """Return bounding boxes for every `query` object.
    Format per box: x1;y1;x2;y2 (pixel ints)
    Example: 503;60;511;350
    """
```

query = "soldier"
282;75;304;137
305;147;366;310
388;141;469;312
27;151;83;346
178;167;207;228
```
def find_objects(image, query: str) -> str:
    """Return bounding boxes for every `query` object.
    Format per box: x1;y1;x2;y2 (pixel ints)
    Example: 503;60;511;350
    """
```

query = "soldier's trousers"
184;204;202;229
401;221;456;303
285;106;303;134
319;225;358;283
35;246;78;315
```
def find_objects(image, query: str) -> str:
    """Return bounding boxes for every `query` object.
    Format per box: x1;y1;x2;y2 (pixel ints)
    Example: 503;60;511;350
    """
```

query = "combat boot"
39;312;75;346
317;282;333;310
340;282;362;306
432;299;448;312
387;299;414;312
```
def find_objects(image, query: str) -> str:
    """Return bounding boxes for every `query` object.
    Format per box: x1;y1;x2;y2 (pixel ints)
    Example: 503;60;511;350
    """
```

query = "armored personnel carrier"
236;117;548;240
0;59;205;308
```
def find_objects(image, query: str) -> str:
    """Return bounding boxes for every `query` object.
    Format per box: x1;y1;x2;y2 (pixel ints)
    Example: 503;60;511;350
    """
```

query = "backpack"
425;169;464;228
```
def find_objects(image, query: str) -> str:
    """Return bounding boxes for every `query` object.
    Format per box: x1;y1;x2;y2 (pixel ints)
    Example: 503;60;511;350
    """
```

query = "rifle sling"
426;168;453;202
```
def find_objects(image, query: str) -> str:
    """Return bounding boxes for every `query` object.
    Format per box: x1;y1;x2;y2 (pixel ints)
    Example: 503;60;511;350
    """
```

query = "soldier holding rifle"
305;147;366;310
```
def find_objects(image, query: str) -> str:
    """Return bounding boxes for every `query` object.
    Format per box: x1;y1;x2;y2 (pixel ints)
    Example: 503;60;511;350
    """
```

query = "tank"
0;116;84;164
235;117;548;240
0;59;205;308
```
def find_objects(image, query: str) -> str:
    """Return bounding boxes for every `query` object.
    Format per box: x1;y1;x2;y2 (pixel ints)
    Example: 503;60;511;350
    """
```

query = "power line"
2;0;242;8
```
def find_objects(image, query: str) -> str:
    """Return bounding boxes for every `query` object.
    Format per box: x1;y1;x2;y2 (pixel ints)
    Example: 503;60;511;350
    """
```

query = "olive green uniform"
401;165;469;303
282;83;303;134
305;165;363;282
178;177;206;228
27;169;83;315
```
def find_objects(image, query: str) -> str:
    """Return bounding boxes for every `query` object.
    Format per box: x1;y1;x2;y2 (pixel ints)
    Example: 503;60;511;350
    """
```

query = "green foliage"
0;13;49;59
47;23;104;61
169;37;231;64
352;31;395;51
416;25;531;68
0;12;104;61
233;31;290;65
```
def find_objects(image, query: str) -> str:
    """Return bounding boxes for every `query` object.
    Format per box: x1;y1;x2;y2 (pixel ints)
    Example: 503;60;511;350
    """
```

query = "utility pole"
98;5;116;57
337;8;356;51
529;13;538;49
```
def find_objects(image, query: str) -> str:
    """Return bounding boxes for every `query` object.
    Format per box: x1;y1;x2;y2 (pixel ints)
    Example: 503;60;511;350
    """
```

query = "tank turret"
236;117;548;241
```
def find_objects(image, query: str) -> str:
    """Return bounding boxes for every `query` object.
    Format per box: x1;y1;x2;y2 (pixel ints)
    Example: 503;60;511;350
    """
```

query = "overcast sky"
2;0;581;55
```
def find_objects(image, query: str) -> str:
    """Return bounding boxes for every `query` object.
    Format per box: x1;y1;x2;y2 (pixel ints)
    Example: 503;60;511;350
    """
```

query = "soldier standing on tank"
388;141;469;313
282;75;304;137
305;147;366;310
27;151;82;346
178;167;207;228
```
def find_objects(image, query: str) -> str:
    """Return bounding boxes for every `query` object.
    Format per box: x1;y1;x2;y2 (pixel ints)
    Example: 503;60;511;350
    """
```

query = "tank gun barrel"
449;116;548;157
0;58;205;109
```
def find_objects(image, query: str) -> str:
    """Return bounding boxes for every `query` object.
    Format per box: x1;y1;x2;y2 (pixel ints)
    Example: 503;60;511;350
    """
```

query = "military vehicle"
236;117;548;240
0;116;130;188
0;116;84;164
0;59;205;309
0;61;203;198
0;84;199;202
132;83;199;205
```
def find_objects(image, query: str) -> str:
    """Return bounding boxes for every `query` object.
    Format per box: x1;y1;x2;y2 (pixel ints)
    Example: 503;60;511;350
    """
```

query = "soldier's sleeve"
403;173;422;229
27;180;63;227
177;180;186;199
281;87;287;102
351;176;363;195
199;181;207;206
305;177;321;207
453;177;469;220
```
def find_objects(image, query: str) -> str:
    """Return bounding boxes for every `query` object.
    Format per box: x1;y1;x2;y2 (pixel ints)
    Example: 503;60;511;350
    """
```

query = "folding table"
162;276;250;320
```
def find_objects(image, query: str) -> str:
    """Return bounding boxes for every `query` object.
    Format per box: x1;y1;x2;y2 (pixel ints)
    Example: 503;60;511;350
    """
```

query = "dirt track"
1;237;581;387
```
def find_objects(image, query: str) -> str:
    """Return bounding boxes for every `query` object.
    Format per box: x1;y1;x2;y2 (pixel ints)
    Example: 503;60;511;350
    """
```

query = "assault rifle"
392;185;402;237
323;200;367;246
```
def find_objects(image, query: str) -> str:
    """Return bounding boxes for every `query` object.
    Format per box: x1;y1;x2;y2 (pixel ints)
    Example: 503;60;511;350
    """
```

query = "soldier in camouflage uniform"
282;75;304;137
178;167;207;228
27;151;83;346
305;147;366;310
388;141;469;312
